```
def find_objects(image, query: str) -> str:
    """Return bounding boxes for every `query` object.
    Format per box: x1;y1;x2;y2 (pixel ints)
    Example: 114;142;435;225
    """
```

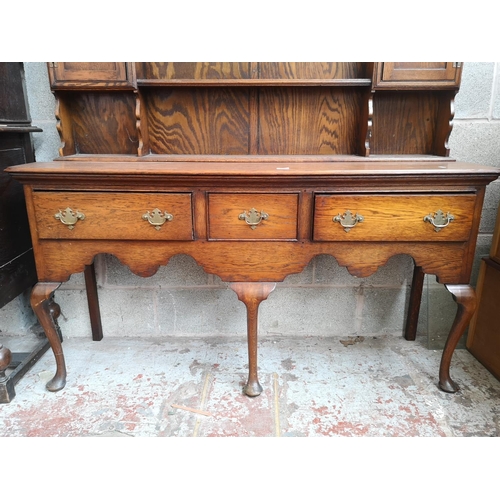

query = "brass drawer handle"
238;208;269;230
54;207;85;230
333;210;364;232
142;208;174;230
423;210;455;232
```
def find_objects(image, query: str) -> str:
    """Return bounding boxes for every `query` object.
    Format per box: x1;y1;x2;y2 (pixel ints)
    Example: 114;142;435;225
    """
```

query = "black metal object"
0;338;51;403
0;63;45;403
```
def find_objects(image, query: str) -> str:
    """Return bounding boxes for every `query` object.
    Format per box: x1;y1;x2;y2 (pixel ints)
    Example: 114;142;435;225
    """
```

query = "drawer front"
33;192;193;240
313;194;476;242
208;193;298;240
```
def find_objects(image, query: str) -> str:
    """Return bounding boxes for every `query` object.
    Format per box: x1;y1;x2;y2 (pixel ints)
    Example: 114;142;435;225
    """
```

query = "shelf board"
136;78;373;87
54;154;452;163
0;125;43;133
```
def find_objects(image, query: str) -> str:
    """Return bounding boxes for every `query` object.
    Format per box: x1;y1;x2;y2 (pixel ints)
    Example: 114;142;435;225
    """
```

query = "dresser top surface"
7;160;500;178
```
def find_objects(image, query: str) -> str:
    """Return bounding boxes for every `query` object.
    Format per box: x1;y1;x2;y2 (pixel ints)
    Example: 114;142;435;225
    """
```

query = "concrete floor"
1;333;499;437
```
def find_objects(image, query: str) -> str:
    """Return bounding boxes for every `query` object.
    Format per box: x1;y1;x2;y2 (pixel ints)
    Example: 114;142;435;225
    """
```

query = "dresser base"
7;159;499;397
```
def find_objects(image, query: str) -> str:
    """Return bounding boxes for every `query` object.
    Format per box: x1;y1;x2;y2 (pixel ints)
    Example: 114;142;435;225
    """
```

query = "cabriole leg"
439;284;476;393
230;282;276;397
30;282;66;392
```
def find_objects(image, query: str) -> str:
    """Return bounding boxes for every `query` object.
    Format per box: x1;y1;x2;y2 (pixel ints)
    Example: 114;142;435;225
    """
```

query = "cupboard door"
48;62;135;89
373;62;462;89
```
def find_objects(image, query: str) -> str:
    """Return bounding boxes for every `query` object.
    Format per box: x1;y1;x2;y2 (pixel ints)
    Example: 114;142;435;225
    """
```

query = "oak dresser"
6;62;500;397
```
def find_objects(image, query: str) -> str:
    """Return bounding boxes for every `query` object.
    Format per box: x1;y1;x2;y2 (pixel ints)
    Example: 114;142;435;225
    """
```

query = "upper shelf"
136;62;373;87
47;62;463;91
46;62;464;161
136;62;372;80
136;78;373;87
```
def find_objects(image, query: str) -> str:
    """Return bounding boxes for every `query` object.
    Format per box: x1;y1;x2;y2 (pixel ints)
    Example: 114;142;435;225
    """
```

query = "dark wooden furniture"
0;63;39;310
7;62;499;398
467;201;500;380
0;63;50;403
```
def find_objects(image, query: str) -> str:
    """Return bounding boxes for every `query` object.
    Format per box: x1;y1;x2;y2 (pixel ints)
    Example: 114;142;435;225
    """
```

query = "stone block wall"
2;62;499;347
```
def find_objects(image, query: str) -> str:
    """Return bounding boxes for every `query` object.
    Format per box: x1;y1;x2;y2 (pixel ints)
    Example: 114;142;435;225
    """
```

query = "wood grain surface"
33;192;194;240
258;62;369;80
136;62;253;80
371;92;439;155
313;194;476;242
64;92;137;154
145;88;250;155
208;193;298;240
258;88;362;155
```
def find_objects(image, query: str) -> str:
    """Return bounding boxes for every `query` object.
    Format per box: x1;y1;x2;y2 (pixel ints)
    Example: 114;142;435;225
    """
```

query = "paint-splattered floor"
1;334;499;437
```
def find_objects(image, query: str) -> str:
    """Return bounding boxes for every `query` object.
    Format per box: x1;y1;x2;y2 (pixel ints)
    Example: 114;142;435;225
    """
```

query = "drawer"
32;192;193;240
208;193;298;240
313;194;476;242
